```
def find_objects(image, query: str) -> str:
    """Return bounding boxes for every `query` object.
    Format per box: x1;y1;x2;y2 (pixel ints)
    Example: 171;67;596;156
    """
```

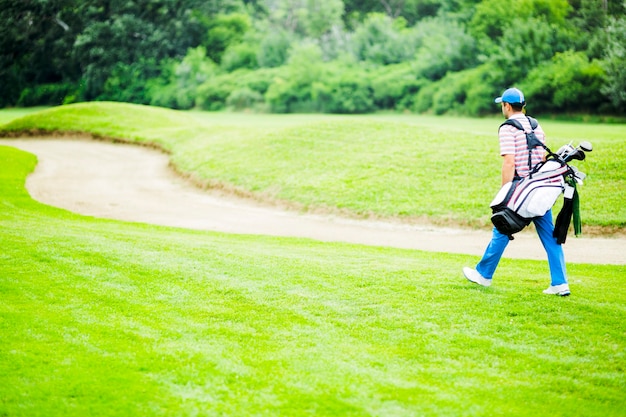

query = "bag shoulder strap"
499;116;543;174
499;116;538;133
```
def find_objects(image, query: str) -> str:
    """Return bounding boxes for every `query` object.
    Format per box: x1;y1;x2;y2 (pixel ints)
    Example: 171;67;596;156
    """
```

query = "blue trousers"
476;210;568;286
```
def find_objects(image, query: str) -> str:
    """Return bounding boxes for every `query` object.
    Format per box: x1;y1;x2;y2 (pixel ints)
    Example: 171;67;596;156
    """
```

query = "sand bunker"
1;137;623;265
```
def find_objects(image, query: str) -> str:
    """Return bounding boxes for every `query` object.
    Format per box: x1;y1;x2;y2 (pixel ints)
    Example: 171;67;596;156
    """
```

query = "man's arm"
501;154;515;185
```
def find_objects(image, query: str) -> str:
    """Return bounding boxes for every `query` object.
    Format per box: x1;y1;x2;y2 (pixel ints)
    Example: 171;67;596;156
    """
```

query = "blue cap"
495;88;525;105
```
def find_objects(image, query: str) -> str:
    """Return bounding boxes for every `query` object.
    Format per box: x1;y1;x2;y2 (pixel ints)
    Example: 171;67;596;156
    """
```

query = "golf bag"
489;117;590;241
490;161;569;236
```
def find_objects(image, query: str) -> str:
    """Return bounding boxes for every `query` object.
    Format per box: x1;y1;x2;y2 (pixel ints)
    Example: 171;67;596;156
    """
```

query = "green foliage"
521;51;607;113
600;13;626;109
197;75;239;111
313;69;376;114
221;42;259;71
73;8;201;101
2;0;625;116
370;63;425;110
412;81;437;114
414;64;502;116
226;87;264;110
145;60;181;109
172;47;217;108
506;21;573;81
256;29;292;68
145;47;218;109
343;0;443;26
203;13;251;63
0;0;80;107
301;0;345;38
236;67;285;95
261;0;343;38
100;59;167;104
264;46;376;114
411;17;479;81
196;67;283;111
352;13;417;65
266;79;318;113
469;0;571;41
460;65;505;116
17;83;78;107
265;42;326;113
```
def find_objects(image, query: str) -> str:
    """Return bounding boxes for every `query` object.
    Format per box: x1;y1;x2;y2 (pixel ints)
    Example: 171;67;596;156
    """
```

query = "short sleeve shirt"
499;113;546;178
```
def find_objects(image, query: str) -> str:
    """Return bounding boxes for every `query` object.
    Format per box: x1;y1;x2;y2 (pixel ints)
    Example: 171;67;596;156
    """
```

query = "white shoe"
543;284;570;296
463;267;492;287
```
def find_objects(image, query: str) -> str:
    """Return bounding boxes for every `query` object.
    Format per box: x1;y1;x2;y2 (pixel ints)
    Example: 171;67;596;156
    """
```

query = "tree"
601;11;626;109
202;13;251;63
343;0;442;25
411;16;478;80
257;29;292;67
379;0;405;18
71;0;216;100
352;13;417;64
0;0;81;106
262;0;344;38
302;0;344;38
468;0;571;48
522;51;606;113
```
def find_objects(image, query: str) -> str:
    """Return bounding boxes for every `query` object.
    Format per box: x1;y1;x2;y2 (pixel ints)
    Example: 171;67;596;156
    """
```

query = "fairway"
1;105;625;416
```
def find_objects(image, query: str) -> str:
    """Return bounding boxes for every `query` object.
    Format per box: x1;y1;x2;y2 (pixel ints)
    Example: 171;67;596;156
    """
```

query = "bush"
203;13;251;63
257;30;291;68
265;42;327;113
412;81;436;114
412;64;505;116
221;42;259;72
196;72;240;111
266;78;316;113
411;17;478;81
196;68;285;111
226;87;264;111
313;69;375;114
351;13;417;65
462;65;506;116
521;51;607;113
370;63;424;110
236;67;285;96
17;83;78;107
147;48;217;110
430;72;467;115
265;56;375;114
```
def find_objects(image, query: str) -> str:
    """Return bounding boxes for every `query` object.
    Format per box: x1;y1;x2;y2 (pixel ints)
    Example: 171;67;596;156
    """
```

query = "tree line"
1;0;625;116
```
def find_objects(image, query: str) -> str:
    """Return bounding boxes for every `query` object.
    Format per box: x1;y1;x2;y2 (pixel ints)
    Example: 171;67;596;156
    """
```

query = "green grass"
0;106;48;125
2;103;625;230
1;106;626;416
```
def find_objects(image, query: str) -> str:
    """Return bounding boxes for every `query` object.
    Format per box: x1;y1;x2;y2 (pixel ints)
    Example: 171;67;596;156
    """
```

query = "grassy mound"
2;102;625;231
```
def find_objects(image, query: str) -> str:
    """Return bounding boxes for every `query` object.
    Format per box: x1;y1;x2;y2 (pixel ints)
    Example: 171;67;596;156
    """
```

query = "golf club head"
579;141;592;152
556;144;574;156
564;149;586;162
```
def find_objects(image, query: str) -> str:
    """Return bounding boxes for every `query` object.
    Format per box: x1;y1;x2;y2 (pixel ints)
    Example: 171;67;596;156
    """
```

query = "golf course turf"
1;104;625;416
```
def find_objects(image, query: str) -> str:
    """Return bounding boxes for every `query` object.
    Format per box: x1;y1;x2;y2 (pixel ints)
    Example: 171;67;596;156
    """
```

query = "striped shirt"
499;113;546;178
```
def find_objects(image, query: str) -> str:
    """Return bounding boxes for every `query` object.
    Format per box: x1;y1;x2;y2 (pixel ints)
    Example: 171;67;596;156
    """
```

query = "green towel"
572;182;581;236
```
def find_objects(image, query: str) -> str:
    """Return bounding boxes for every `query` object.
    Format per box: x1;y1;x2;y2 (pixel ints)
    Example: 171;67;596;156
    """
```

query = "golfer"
463;87;570;296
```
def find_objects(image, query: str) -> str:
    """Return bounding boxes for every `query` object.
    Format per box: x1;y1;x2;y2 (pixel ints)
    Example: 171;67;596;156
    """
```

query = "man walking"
462;88;570;296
